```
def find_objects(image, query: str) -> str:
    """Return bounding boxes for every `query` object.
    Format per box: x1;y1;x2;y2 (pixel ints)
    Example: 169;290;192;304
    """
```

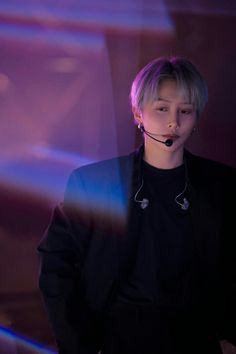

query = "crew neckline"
142;159;185;174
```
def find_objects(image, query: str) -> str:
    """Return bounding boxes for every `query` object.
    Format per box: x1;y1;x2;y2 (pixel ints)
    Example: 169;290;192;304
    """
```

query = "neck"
143;144;184;169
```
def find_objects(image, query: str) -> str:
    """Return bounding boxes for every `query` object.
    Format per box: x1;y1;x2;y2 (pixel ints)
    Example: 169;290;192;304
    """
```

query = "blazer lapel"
114;151;143;289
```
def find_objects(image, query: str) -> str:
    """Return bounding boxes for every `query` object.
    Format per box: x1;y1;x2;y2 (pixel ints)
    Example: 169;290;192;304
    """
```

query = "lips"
162;135;179;140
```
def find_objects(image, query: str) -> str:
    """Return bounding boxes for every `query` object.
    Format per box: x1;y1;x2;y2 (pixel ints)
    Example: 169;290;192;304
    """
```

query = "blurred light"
47;58;79;73
0;326;56;354
0;23;105;51
0;145;127;220
31;145;94;166
0;0;174;34
0;73;11;93
0;147;94;201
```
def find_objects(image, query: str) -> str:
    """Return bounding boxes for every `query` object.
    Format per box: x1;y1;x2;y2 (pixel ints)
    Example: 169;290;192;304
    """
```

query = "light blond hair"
130;56;208;118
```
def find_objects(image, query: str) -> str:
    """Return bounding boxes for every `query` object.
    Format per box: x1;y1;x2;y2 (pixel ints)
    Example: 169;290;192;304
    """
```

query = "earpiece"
134;179;149;209
139;198;149;209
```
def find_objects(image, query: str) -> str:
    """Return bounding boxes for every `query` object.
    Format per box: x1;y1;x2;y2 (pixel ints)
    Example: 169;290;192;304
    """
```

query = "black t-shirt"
102;161;222;354
117;160;195;308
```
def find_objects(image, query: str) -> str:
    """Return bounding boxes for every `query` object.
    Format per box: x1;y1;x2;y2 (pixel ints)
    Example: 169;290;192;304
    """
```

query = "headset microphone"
139;124;173;147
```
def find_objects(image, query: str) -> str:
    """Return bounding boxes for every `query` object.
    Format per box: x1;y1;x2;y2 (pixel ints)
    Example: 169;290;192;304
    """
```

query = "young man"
38;57;236;354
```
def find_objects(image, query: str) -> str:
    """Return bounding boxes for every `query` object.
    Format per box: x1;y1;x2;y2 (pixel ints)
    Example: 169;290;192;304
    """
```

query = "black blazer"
37;146;236;354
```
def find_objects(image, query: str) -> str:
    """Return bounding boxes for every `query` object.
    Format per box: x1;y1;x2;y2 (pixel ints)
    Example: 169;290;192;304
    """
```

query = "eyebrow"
156;98;193;105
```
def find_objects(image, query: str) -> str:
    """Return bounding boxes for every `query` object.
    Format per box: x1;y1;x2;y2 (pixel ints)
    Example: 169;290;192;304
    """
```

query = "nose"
168;111;179;129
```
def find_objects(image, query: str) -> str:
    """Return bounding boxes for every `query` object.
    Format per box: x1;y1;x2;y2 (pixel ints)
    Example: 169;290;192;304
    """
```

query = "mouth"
162;134;179;140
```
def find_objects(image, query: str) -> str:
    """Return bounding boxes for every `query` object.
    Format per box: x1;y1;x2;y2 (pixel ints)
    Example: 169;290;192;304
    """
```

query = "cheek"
183;116;197;132
143;114;162;128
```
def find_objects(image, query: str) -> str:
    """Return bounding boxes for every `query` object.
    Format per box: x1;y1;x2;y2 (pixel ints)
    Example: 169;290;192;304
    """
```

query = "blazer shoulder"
64;152;135;216
70;152;134;180
185;150;236;189
186;150;235;174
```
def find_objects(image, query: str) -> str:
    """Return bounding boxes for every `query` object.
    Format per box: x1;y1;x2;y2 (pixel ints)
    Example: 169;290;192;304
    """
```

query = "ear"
132;106;142;126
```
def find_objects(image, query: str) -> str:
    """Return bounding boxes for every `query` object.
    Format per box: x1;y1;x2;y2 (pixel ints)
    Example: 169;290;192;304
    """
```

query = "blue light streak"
0;147;95;201
0;326;57;354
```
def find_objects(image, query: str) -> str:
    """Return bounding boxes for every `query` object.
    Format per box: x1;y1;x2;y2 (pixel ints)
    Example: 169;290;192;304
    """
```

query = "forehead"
146;79;193;105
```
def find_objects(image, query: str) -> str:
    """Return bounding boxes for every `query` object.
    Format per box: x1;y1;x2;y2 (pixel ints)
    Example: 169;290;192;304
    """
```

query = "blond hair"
130;57;208;118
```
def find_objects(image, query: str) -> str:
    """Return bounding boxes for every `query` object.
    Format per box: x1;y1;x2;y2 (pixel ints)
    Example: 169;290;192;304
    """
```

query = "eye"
180;109;193;115
156;106;168;112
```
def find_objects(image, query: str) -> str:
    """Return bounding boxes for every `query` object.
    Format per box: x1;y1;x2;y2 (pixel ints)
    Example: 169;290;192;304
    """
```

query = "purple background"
0;1;235;352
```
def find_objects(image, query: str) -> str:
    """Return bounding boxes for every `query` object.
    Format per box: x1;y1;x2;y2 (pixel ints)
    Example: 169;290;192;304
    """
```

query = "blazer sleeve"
218;166;236;346
37;170;96;354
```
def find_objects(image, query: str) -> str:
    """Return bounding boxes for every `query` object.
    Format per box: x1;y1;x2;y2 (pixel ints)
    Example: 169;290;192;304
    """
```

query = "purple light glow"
0;147;94;201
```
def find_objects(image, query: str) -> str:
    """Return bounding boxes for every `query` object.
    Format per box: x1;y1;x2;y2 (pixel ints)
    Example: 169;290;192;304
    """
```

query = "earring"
137;121;144;132
192;126;199;135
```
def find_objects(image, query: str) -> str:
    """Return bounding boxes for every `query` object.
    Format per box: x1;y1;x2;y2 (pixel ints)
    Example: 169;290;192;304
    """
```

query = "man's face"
134;79;197;155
